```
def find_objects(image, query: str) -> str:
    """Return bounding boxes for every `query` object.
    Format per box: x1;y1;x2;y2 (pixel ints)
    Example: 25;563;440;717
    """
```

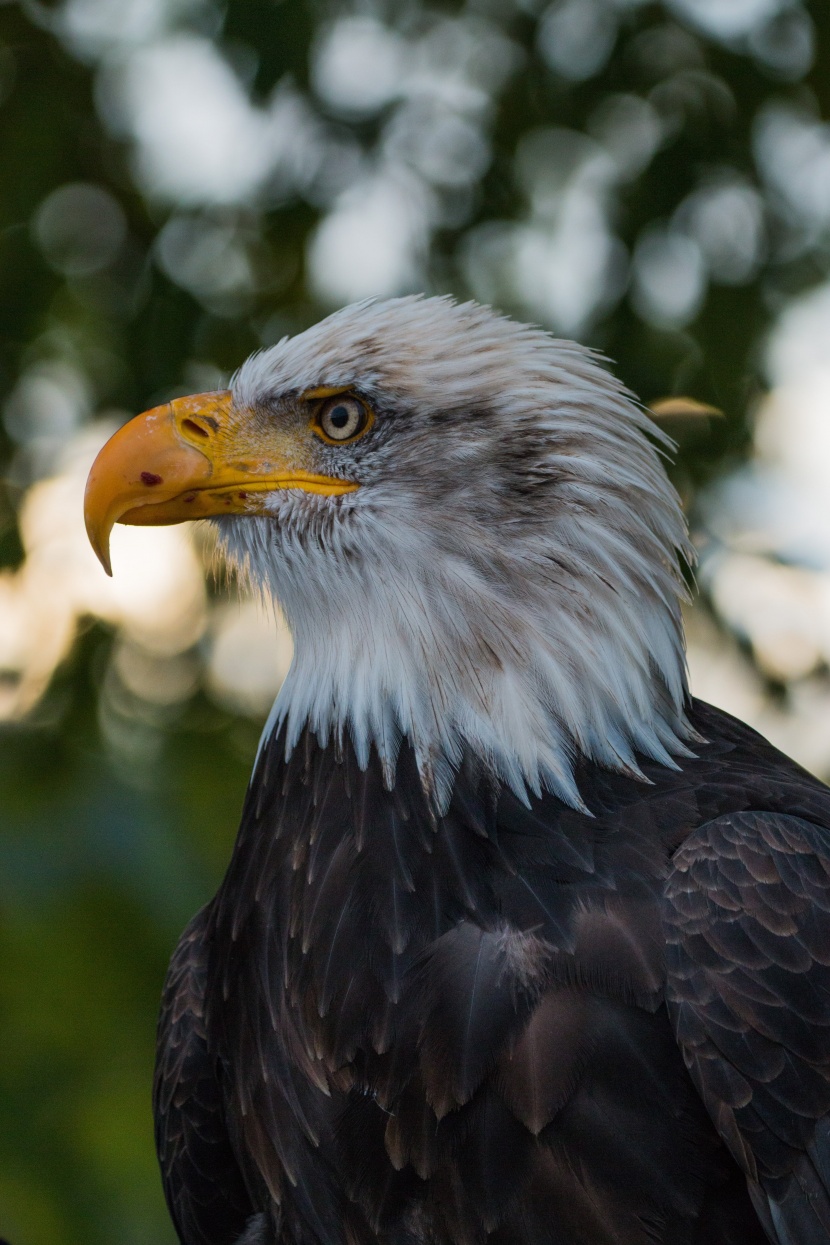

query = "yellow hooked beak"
84;391;358;575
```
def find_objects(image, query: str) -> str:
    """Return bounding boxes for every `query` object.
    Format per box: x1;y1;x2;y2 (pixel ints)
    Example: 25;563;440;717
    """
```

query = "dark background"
1;0;828;1240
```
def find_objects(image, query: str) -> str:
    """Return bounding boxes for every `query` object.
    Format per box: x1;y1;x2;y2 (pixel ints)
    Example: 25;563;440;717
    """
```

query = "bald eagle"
85;297;830;1245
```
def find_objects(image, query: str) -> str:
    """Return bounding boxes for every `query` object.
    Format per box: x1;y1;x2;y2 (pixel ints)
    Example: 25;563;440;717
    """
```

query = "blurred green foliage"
0;0;829;1241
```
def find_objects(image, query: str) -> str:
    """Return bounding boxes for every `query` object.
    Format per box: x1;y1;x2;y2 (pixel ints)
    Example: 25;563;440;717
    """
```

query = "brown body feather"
155;700;830;1244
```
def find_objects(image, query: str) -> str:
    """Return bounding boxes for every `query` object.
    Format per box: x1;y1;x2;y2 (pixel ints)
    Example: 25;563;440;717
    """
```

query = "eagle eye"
314;394;370;444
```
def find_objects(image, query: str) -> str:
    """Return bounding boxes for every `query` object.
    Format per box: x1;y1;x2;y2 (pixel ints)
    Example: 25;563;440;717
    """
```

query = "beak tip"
86;520;113;577
94;545;113;577
96;538;114;577
84;477;114;576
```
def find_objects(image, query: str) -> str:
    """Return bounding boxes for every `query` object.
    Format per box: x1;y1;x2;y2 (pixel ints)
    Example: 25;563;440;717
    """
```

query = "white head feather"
218;295;694;812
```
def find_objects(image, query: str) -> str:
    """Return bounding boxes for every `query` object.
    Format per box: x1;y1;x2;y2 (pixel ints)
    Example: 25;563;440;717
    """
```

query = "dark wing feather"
664;811;830;1244
154;906;253;1245
495;989;600;1135
414;921;538;1117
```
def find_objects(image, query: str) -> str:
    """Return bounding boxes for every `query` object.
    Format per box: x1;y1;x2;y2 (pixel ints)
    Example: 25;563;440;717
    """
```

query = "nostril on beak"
181;418;212;439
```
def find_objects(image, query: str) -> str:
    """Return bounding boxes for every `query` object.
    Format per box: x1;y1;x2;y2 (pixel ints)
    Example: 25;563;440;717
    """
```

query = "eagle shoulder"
664;809;830;1244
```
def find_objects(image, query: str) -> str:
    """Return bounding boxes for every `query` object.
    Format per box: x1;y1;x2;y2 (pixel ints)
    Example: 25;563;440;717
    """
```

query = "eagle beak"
84;391;357;575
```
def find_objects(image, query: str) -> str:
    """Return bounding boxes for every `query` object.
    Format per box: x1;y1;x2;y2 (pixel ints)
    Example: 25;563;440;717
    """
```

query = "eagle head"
84;295;694;810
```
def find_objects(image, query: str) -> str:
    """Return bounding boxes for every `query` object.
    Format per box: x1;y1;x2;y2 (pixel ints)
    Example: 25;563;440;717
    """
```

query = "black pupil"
330;404;351;429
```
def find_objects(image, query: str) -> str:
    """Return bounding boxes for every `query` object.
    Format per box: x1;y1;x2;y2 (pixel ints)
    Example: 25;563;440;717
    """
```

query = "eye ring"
313;393;372;444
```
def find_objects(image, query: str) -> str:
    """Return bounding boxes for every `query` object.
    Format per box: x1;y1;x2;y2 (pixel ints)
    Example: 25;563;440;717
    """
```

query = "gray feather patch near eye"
223;294;694;812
